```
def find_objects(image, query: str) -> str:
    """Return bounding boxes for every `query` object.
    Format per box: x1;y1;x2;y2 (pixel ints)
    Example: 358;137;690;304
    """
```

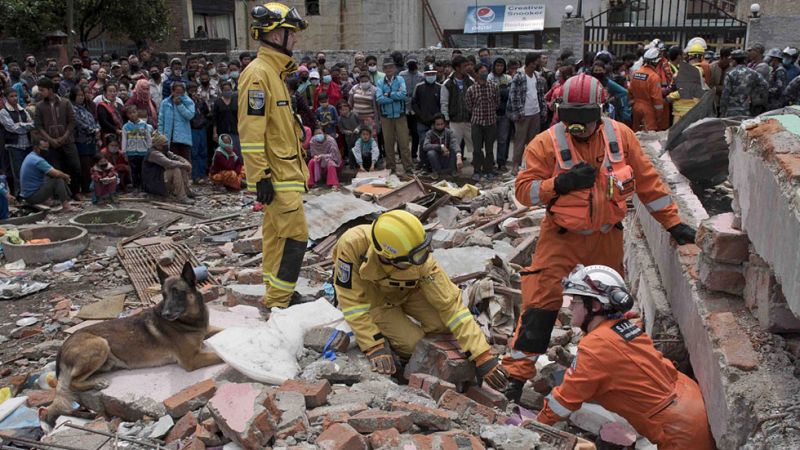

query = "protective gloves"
256;169;275;205
366;341;396;375
475;351;509;392
554;162;597;195
667;223;696;245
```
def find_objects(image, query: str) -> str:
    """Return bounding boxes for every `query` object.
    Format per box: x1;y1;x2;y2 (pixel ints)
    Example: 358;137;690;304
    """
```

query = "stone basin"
1;225;89;265
69;209;146;236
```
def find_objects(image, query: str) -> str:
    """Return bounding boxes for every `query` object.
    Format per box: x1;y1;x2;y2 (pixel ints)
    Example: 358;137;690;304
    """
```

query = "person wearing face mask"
591;61;631;125
782;47;800;82
296;65;311;98
306;125;342;190
313;69;341;110
377;57;413;177
21;56;38;91
503;74;695;403
399;55;424;163
316;52;326;72
332;210;508;391
348;73;380;141
411;66;441;172
228;62;242;90
162;58;188;100
365;55;385;86
148;67;163;107
19;137;74;211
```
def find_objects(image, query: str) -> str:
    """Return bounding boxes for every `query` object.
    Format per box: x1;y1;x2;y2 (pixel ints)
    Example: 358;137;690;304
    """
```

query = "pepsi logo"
476;7;495;23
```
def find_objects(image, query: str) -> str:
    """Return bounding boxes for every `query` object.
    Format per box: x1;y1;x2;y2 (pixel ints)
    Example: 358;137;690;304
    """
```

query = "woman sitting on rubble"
209;134;246;191
141;132;194;205
307;126;343;191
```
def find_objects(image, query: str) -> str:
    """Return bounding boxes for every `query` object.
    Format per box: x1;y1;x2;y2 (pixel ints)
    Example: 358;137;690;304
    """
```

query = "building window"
306;0;320;16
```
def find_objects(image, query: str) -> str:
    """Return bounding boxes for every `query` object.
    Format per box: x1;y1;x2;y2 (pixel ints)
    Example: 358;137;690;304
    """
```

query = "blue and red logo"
476;7;495;23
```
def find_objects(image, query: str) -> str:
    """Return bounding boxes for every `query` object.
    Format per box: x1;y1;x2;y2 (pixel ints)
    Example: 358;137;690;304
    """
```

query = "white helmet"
643;47;661;62
562;265;633;312
687;37;708;51
783;47;799;58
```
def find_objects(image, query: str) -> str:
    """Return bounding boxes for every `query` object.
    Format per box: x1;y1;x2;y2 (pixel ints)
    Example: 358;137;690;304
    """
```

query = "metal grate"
118;242;218;306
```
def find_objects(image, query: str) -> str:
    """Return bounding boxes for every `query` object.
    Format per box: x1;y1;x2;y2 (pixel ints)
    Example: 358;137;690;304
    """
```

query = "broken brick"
200;285;224;303
166;412;197;443
273;390;309;439
278;379;331;408
322;412;352;430
225;284;266;307
236;268;262;284
403;335;476;387
707;312;759;371
207;382;281;450
163;379;217;418
233;236;262;254
25;389;55;407
368;428;402;449
182;436;206;450
437;390;496;424
697;256;745;296
465;385;508;410
304;326;351;353
308;402;370;425
194;423;222;447
408;373;456;401
412;430;486;450
347;409;413;433
315;423;368;450
697;213;750;264
388;400;452;431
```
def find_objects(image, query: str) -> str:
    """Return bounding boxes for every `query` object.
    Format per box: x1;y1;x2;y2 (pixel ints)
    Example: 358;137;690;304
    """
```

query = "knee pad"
513;308;559;354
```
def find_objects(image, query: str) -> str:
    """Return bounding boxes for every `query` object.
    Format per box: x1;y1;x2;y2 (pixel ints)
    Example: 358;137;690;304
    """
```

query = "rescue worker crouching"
332;210;508;391
537;265;715;450
238;2;311;309
504;73;696;404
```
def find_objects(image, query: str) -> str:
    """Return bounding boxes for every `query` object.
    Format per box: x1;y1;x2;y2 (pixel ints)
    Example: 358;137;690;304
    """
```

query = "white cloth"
524;73;540;116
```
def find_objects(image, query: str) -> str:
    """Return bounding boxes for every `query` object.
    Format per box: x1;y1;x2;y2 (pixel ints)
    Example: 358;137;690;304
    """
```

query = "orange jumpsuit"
537;319;715;450
655;58;675;129
503;119;681;380
699;60;713;86
629;65;667;132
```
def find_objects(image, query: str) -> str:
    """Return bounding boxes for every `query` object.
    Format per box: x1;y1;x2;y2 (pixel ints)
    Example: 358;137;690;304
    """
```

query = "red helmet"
558;73;607;125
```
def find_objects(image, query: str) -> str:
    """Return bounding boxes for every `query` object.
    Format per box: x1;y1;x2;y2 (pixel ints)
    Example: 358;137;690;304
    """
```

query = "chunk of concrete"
403;335;476;388
479;424;540;450
207;382;281;450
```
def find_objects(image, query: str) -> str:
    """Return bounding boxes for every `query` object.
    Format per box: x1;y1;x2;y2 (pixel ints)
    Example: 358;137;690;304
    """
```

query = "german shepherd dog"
43;261;223;423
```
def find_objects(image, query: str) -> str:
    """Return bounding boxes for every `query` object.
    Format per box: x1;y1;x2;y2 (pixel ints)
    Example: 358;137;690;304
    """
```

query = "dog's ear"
181;261;196;286
156;264;170;285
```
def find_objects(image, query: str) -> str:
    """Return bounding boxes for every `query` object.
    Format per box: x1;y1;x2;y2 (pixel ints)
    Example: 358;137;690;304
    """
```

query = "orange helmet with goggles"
557;73;608;128
371;210;431;266
250;2;308;41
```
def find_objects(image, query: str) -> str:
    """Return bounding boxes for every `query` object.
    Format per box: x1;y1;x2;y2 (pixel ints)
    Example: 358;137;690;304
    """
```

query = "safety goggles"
558;103;602;126
252;6;308;31
386;233;432;267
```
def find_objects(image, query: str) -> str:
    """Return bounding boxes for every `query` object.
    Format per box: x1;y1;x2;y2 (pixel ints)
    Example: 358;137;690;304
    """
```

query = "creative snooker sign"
464;4;546;34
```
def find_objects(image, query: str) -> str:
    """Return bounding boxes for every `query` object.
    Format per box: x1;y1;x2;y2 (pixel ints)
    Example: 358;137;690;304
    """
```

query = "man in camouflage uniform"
766;48;788;111
720;50;768;117
785;76;800;106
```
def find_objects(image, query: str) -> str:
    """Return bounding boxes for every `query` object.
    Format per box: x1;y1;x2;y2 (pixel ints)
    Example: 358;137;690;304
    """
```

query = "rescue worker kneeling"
537;265;715;450
332;210;508;391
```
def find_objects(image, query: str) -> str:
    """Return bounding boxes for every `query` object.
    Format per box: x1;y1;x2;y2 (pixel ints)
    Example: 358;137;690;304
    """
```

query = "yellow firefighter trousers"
262;191;308;307
369;291;455;358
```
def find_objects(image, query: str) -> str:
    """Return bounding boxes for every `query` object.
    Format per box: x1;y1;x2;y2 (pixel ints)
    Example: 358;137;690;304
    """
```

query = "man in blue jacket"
158;82;196;170
376;57;412;177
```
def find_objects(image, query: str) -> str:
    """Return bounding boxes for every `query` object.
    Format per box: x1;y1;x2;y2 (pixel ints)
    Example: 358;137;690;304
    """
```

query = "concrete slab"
433;242;515;278
209;304;264;330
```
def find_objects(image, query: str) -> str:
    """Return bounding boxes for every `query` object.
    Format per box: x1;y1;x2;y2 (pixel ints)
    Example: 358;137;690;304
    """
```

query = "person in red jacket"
209;134;245;191
503;73;696;402
536;264;715;450
99;134;131;190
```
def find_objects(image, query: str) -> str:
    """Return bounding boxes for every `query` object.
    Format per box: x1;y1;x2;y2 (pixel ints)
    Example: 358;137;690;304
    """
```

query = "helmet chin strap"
579;296;623;332
262;29;293;57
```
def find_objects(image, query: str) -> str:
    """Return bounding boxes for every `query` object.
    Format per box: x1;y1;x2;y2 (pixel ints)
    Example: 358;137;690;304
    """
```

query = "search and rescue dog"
43;261;223;423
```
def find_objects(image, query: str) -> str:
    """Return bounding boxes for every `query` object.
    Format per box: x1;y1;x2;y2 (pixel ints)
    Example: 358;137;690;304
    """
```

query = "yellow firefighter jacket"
332;225;491;360
237;46;308;193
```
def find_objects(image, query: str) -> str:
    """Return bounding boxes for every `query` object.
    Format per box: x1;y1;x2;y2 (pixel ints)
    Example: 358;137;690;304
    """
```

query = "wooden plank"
476;206;532;233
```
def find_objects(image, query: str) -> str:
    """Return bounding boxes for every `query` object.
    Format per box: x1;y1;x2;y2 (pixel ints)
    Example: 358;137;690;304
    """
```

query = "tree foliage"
0;0;171;50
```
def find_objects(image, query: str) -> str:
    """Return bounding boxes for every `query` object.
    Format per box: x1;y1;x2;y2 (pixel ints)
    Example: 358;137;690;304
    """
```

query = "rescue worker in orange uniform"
503;73;697;402
536;264;716;450
630;48;668;132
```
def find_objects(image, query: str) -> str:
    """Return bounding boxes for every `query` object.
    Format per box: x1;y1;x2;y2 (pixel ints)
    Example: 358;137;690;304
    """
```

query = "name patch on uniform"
335;259;352;289
248;90;265;116
276;100;289;107
633;72;649;81
611;319;643;341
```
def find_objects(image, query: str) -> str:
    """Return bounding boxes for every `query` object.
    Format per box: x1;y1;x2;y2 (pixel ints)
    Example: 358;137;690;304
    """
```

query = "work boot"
505;377;526;404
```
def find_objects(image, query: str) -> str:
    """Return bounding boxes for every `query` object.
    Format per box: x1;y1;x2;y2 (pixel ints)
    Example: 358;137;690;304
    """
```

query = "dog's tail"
41;360;75;425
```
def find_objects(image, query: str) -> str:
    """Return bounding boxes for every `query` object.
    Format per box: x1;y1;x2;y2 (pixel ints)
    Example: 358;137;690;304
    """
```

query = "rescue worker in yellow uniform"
666;43;709;123
238;3;310;308
503;73;697;403
537;264;716;450
332;210;508;391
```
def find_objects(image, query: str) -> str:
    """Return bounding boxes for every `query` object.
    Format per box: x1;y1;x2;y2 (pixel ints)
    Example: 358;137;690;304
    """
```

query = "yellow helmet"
250;2;308;41
371;210;431;265
686;43;705;56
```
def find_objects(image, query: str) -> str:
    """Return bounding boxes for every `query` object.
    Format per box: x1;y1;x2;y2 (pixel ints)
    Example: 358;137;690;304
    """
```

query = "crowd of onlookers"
0;41;797;216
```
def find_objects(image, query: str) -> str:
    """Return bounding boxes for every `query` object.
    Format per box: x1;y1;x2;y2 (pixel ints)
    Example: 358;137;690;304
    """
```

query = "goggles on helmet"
252;6;308;31
385;233;432;266
562;275;633;313
558;103;602;127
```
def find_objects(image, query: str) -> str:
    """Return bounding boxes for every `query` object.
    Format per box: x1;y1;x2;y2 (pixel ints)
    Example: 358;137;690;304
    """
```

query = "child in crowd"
307;126;343;190
209;134;246;191
315;93;338;137
351;127;379;172
90;153;119;204
100;134;132;190
337;102;359;163
121;105;151;189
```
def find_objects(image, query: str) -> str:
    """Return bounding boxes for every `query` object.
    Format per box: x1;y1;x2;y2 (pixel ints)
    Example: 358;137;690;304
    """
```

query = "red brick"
25;390;55;407
697;256;745;296
775;154;800;181
322;412;351;430
200;285;223;303
278;379;331;408
403;335;476;386
236;268;262;284
697;213;750;264
315;423;368;450
368;428;402;449
465;385;508;410
407;373;456;401
388;401;452;431
707;312;759;371
347;409;413;433
232;236;262;254
412;430;486;450
207;382;281;450
163;379;217;418
308;403;369;425
183;436;206;450
166;412;197;443
194;423;221;446
437;390;496;424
